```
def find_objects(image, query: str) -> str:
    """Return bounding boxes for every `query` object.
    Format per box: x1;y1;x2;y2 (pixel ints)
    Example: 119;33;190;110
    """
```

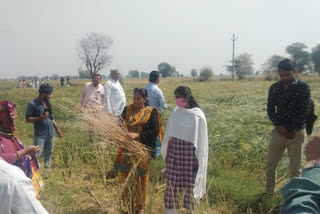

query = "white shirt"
0;159;49;214
104;79;126;116
161;107;208;200
79;82;105;111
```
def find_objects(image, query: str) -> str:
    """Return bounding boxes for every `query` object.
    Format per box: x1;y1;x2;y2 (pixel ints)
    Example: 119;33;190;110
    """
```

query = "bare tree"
78;33;113;79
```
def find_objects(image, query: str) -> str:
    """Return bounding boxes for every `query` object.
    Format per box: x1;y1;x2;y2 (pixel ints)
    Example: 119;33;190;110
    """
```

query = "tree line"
17;34;319;81
224;42;320;80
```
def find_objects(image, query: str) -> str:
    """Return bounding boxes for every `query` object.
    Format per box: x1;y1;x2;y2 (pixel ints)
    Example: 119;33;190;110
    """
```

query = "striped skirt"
164;137;198;210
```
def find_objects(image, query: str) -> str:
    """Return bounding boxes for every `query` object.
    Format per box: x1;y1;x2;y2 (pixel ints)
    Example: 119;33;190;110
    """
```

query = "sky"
1;0;319;79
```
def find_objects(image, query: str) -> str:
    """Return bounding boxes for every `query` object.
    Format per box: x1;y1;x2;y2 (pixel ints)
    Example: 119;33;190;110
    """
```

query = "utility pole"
231;34;238;81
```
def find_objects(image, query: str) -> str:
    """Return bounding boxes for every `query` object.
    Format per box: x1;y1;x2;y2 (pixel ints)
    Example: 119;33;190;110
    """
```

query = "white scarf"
161;107;208;199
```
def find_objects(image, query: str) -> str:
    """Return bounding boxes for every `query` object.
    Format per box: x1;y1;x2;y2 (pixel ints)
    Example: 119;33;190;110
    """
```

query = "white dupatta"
161;107;208;200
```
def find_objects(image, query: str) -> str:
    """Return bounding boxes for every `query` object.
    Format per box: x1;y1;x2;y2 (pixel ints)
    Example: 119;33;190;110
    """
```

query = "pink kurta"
79;82;105;111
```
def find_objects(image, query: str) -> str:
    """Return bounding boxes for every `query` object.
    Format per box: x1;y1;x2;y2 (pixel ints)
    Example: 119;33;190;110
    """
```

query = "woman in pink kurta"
0;101;40;178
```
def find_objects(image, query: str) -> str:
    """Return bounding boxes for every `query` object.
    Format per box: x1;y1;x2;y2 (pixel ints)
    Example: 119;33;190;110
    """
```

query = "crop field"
0;75;319;214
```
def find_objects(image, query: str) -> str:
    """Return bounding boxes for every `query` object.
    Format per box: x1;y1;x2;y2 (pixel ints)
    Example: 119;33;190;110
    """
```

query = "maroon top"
0;135;19;164
0;101;33;178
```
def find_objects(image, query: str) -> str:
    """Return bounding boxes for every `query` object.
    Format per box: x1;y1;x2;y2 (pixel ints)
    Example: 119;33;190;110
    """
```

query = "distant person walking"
161;86;208;214
22;79;26;87
34;80;39;88
265;59;311;194
17;80;22;88
144;71;169;115
104;69;126;116
26;84;63;168
66;76;71;87
60;76;64;87
79;74;105;112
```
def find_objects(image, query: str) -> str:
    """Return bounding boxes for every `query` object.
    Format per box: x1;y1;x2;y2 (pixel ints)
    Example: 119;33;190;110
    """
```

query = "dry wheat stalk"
80;109;150;158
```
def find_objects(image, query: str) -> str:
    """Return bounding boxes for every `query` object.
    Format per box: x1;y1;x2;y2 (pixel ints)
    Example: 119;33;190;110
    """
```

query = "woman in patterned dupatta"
114;88;163;214
0;101;40;178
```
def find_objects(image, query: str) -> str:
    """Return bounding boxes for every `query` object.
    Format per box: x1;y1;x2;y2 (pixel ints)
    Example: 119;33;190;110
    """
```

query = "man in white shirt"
79;74;105;112
104;69;126;116
144;71;169;115
0;158;49;214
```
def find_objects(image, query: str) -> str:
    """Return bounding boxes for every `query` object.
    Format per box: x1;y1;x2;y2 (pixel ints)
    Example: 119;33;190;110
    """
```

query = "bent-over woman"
114;88;163;214
161;86;208;214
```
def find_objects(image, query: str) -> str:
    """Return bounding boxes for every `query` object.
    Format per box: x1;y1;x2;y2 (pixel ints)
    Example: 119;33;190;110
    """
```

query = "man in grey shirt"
144;71;169;115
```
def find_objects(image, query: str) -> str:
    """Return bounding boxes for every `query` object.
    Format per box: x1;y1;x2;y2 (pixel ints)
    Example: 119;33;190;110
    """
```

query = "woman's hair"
133;88;149;106
174;86;200;108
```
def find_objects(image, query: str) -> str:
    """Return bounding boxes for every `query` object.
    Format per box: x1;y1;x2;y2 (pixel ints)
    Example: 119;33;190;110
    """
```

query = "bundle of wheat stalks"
80;108;150;159
80;109;151;211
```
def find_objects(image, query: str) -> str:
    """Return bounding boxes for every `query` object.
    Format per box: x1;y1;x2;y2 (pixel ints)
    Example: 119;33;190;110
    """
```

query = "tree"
311;44;320;72
285;42;311;73
226;53;254;80
262;55;286;73
127;70;140;78
78;68;90;79
158;62;176;78
190;69;198;77
50;74;59;80
140;72;149;78
78;33;113;79
199;66;214;81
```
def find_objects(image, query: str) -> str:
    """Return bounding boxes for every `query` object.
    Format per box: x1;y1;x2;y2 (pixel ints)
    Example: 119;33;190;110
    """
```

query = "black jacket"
121;107;159;150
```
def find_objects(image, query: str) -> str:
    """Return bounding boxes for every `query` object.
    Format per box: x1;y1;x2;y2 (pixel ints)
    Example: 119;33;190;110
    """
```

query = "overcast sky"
1;0;319;79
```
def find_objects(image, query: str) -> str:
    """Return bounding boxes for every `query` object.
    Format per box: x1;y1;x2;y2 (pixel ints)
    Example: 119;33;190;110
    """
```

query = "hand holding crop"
127;133;139;140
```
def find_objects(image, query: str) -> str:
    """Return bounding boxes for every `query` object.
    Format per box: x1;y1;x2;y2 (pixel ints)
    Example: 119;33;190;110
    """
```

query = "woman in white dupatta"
161;86;208;214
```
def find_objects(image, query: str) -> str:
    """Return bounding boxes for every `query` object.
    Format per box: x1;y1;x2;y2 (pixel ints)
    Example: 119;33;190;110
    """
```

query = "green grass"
0;75;319;213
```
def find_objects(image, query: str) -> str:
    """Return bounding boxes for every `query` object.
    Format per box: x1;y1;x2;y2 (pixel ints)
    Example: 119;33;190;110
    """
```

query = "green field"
0;76;319;214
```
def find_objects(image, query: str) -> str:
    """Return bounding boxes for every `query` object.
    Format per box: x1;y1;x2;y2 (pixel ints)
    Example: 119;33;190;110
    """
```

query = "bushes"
199;66;214;81
264;71;279;81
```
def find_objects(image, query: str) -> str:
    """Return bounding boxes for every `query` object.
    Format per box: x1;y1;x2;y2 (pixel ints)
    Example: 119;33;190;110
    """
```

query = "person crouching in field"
114;88;163;214
265;59;311;194
161;86;208;214
26;84;63;169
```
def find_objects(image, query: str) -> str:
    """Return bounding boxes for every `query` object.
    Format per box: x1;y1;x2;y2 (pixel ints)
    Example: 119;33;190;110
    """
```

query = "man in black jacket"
265;59;311;194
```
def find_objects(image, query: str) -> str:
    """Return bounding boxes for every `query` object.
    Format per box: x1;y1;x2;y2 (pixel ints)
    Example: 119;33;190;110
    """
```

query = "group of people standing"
79;69;208;214
1;58;319;213
17;77;51;88
18;79;39;88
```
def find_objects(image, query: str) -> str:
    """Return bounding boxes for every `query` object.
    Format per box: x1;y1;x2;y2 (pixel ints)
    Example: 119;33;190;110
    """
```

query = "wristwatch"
304;160;320;169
